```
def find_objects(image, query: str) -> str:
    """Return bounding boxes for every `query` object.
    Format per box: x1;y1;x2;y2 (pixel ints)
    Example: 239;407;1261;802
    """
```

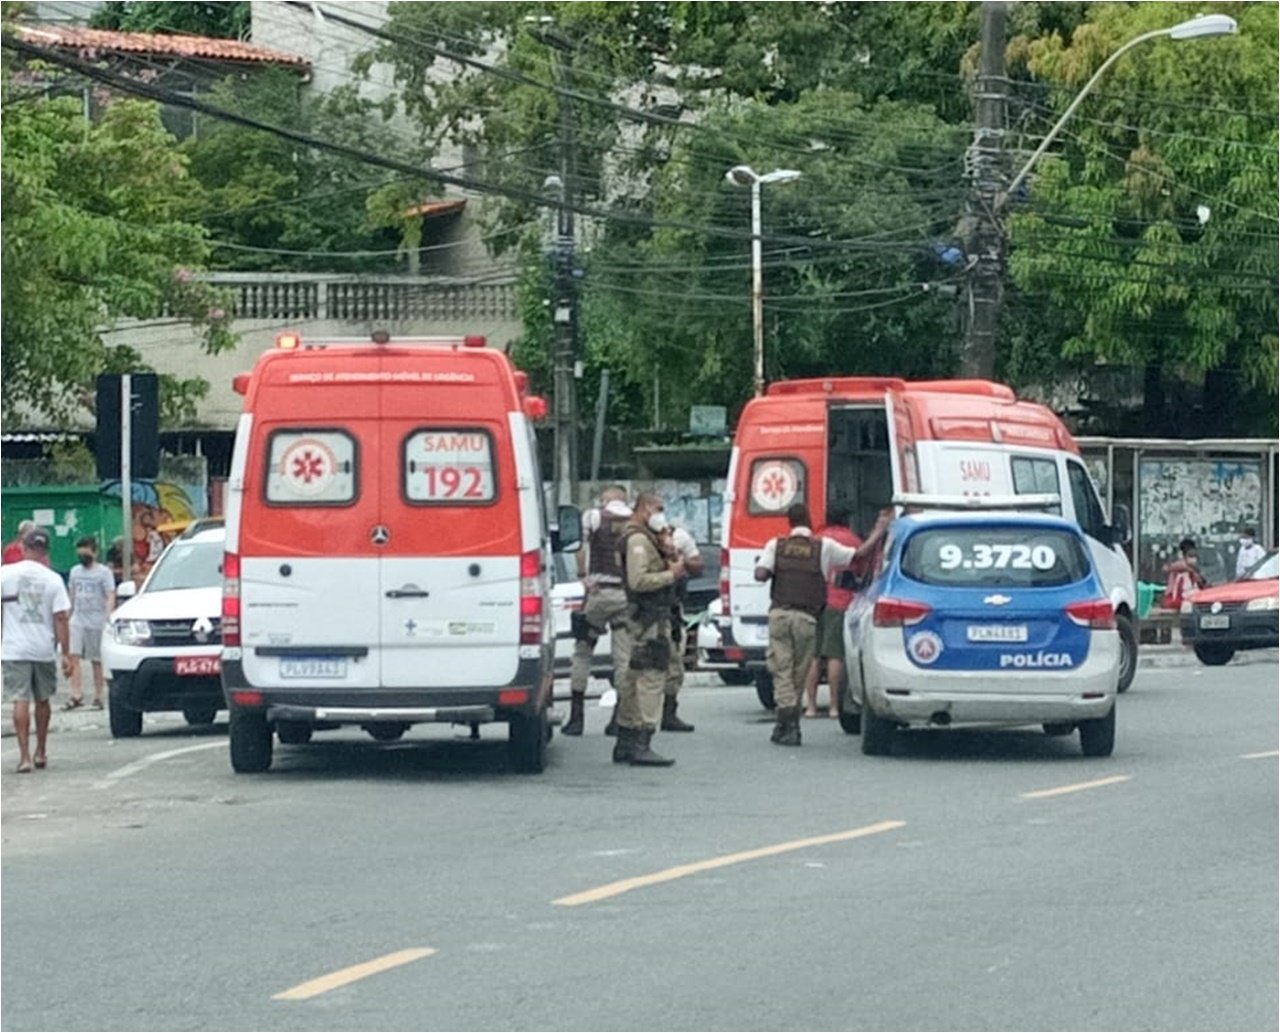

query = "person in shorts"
804;505;863;719
66;536;115;711
1;529;72;773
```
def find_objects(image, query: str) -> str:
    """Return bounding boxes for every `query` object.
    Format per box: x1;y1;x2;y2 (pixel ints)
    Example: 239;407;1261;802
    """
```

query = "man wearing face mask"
612;492;686;766
1236;527;1266;578
65;536;115;710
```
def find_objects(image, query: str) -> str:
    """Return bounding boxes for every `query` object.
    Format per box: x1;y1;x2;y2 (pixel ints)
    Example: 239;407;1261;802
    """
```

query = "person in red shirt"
804;505;863;719
3;521;38;565
1162;537;1208;610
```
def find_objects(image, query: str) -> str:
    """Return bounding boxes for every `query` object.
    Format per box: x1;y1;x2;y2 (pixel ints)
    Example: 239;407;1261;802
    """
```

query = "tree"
1;93;234;428
1005;1;1279;435
90;2;251;40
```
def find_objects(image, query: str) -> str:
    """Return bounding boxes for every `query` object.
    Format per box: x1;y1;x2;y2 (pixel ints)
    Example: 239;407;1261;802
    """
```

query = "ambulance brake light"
275;332;301;350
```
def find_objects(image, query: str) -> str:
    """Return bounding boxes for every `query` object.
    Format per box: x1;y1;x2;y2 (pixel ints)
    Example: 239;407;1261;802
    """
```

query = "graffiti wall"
100;455;209;571
1138;459;1263;584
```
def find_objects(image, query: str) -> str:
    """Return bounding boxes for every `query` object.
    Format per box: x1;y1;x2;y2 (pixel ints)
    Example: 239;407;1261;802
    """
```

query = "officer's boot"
778;707;802;747
562;692;586;736
661;695;695;733
630;727;675;767
770;708;788;743
603;704;619;737
612;726;637;764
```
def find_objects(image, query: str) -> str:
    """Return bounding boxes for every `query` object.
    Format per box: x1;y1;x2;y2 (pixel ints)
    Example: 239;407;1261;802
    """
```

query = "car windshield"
1245;551;1279;580
144;539;223;592
901;525;1090;588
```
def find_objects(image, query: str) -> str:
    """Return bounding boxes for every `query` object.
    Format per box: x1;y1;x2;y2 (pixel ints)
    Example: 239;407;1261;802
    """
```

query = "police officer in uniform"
563;486;633;737
755;502;889;746
613;492;686;767
660;522;703;733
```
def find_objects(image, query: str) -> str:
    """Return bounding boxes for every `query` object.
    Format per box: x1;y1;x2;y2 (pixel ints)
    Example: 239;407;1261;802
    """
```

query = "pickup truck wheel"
718;669;753;686
509;709;547;774
754;670;776;711
229;709;273;773
1116;612;1137;693
108;692;143;738
364;723;408;743
1193;643;1235;666
861;705;894;756
1078;705;1116;758
276;720;313;745
182;705;218;727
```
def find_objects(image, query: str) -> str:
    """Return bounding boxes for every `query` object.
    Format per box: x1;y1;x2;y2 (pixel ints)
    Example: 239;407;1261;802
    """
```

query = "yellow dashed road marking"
272;948;436;1001
553;820;906;907
1021;774;1132;799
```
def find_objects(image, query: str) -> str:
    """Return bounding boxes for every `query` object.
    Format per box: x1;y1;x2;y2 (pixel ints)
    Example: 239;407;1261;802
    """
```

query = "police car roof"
894;510;1081;534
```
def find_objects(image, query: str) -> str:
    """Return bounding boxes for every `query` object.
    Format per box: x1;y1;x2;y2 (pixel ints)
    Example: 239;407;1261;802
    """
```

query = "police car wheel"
229;709;273;773
1116;612;1137;693
1078;705;1116;758
861;706;893;756
754;670;776;711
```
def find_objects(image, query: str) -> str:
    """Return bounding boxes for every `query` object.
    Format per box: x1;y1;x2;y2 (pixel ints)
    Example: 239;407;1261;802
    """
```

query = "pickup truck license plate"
967;624;1028;643
1199;615;1231;630
280;657;347;679
175;656;221;676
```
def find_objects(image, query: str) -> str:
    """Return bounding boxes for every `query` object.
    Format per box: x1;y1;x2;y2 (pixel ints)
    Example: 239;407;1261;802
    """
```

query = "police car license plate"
279;658;347;679
967;624;1028;643
1199;615;1230;630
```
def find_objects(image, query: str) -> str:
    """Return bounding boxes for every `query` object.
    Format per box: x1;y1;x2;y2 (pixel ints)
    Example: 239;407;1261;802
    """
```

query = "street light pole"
726;165;801;397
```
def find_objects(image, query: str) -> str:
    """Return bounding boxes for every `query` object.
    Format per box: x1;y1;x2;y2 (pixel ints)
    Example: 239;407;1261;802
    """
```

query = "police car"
843;497;1120;757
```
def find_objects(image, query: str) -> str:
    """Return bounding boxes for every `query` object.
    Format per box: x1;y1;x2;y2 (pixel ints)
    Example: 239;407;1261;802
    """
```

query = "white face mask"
648;512;669;534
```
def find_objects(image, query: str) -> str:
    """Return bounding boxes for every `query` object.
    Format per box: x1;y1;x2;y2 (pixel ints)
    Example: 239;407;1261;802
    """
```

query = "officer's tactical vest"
770;534;825;617
619;524;675;622
588;510;628;580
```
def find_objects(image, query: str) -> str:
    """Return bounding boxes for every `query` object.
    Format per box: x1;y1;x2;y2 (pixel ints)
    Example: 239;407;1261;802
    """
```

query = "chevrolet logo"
983;594;1012;606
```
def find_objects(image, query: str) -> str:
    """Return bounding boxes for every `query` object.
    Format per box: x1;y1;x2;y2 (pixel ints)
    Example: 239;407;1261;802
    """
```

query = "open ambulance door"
884;389;920;508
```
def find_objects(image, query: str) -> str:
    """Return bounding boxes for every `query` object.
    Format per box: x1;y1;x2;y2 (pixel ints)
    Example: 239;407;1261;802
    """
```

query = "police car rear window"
901;527;1090;588
403;428;497;505
264;430;357;506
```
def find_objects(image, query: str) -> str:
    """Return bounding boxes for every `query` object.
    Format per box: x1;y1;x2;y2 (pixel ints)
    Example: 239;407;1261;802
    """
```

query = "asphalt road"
2;658;1276;1032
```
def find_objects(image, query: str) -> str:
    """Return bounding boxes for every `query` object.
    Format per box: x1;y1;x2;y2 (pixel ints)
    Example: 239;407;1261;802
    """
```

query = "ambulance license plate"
967;624;1028;643
280;657;347;679
1199;615;1230;630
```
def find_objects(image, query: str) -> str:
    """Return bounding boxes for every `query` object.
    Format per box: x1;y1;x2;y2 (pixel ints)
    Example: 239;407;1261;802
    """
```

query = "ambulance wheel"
1116;611;1137;693
861;706;894;756
183;704;218;727
718;669;753;686
276;720;313;745
365;723;408;742
1079;705;1116;758
109;693;143;739
509;709;548;774
230;709;273;773
754;670;776;711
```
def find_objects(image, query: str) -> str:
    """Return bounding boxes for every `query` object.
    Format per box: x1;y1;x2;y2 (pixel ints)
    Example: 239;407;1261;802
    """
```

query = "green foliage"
1007;1;1278;433
182;71;415;272
1;94;234;428
90;2;250;39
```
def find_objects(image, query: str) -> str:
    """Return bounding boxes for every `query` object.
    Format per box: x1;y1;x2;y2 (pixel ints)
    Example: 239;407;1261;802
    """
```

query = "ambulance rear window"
748;458;807;516
264;430;358;506
403;428;497;505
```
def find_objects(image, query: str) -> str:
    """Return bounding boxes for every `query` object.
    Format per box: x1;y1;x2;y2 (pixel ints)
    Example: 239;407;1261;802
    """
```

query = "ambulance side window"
1011;456;1062;515
264;430;358;506
747;458;807;516
403;428;497;505
1067;461;1108;543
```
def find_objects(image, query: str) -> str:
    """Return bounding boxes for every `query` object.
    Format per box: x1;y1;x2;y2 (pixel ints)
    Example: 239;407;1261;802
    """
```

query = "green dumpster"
1;485;124;574
1137;581;1164;619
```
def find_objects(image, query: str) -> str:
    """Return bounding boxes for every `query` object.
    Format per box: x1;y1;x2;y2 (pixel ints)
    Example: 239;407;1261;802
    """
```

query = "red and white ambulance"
720;377;1138;704
221;331;573;774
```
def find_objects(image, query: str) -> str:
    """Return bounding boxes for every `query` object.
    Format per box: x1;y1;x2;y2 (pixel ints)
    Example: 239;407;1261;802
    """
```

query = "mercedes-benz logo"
191;616;214;643
371;525;391;546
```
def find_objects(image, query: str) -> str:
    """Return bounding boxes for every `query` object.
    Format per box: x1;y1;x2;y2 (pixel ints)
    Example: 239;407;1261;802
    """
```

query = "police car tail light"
1065;598;1115;630
222;551;241;647
519;549;543;644
873;597;931;627
719;549;730;606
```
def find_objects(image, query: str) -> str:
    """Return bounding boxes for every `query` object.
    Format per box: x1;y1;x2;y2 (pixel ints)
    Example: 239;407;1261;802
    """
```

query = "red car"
1180;550;1279;665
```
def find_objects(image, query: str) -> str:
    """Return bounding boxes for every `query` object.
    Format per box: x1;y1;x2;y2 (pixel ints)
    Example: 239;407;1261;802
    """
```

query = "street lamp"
1001;13;1237;208
725;165;802;396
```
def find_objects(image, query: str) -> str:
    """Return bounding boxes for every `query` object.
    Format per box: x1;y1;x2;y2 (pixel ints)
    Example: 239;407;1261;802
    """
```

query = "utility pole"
533;21;579;507
959;1;1008;379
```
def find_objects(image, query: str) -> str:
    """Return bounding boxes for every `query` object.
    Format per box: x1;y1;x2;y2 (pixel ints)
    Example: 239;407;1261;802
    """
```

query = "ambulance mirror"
553;505;583;553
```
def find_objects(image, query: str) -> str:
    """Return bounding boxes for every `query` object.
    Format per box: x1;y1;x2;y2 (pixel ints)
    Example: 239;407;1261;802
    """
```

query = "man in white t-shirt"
1;529;72;773
1235;527;1267;579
